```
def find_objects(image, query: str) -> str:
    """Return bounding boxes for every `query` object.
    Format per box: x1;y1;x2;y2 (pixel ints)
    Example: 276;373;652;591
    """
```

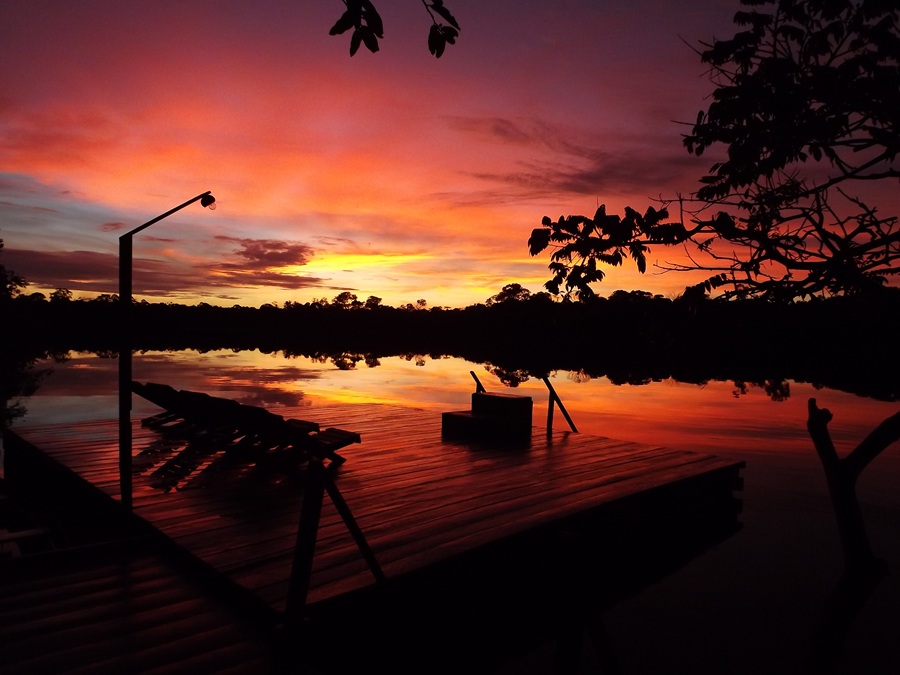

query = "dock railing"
469;371;578;434
543;377;578;433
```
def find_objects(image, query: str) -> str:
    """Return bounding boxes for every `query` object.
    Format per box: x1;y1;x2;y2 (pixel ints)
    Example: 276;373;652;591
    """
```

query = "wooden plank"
7;402;744;617
0;546;282;675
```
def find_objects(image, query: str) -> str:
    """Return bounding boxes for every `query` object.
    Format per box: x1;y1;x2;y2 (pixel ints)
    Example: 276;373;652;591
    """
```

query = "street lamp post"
118;191;215;510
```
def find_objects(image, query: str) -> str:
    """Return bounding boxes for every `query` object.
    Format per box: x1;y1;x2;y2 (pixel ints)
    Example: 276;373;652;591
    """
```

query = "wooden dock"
2;402;744;673
0;537;285;675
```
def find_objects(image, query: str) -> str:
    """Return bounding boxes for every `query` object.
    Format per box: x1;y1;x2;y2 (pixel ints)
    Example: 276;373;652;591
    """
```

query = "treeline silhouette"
3;289;899;401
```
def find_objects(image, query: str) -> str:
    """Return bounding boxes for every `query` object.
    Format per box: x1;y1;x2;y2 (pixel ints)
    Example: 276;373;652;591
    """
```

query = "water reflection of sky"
13;349;900;462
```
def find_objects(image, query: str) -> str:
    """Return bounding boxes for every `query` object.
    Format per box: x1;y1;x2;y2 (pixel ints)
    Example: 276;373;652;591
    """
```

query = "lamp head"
201;193;216;210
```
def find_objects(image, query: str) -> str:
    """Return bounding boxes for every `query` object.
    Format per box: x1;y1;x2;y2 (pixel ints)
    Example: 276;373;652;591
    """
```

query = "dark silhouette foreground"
806;399;900;672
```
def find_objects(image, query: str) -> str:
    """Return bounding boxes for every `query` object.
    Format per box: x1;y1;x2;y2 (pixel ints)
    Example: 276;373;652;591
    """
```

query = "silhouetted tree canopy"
529;0;899;301
330;0;460;57
486;283;532;305
0;237;27;301
3;287;899;400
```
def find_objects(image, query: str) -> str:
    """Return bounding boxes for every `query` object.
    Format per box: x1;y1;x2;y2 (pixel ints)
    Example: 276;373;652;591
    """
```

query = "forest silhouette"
3;287;899;403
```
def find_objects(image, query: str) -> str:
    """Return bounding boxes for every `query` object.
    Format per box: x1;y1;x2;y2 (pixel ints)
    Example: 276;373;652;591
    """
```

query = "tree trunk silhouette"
805;399;900;672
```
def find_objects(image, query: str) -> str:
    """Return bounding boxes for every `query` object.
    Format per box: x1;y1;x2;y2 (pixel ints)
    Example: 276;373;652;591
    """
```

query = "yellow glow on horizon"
309;390;408;406
292;251;434;274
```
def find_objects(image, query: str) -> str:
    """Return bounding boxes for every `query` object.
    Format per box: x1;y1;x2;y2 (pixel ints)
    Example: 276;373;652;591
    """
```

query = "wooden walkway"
0;538;287;675
3;402;745;673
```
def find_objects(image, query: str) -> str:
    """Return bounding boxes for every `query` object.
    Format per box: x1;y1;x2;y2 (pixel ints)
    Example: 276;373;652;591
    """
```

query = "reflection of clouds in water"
18;351;899;462
233;388;306;408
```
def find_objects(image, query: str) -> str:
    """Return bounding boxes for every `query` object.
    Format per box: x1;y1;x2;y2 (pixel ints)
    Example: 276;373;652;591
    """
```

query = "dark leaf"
359;25;380;53
330;11;357;36
441;25;459;45
528;228;551;256
635;251;647;274
428;24;445;57
350;29;363;56
361;1;384;37
431;3;461;30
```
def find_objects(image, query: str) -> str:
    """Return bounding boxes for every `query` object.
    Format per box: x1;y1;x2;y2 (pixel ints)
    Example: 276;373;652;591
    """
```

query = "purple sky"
1;1;814;307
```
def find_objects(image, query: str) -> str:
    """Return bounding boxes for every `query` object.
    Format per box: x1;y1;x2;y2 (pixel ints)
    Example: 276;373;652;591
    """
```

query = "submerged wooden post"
285;460;385;620
805;398;900;669
285;460;327;618
542;377;578;433
547;396;556;433
470;371;486;393
323;479;385;584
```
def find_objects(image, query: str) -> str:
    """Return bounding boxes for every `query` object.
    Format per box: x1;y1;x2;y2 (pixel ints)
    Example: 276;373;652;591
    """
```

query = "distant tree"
332;291;361;309
529;0;899;302
486;283;532;305
330;0;460;58
483;364;530;387
0;238;49;429
608;289;655;302
331;353;364;370
0;237;27;300
364;295;383;310
50;288;73;303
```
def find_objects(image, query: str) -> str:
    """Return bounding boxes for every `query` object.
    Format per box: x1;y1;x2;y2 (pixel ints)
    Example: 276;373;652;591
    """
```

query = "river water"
12;348;897;458
8;349;900;673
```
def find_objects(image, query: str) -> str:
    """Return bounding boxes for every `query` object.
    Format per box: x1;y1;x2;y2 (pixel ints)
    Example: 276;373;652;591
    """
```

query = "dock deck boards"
6;403;742;610
0;540;284;675
4;401;744;672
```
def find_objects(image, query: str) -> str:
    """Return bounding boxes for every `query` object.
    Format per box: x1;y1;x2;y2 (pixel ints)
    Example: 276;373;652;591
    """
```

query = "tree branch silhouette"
805;398;899;672
329;0;460;57
528;0;899;302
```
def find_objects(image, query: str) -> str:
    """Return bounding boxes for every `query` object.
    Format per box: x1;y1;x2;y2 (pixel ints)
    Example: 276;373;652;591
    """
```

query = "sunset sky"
2;1;782;308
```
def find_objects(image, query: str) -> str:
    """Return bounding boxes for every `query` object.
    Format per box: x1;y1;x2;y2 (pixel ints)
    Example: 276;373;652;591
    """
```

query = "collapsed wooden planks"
131;382;360;492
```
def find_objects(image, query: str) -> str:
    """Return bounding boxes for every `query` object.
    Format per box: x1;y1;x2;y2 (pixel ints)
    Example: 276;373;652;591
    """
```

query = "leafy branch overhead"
330;0;460;57
530;0;899;302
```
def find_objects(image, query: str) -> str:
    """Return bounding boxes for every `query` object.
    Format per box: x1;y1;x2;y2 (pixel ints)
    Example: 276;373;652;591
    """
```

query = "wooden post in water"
286;461;385;620
542;377;578;434
470;371;486;393
286;460;327;617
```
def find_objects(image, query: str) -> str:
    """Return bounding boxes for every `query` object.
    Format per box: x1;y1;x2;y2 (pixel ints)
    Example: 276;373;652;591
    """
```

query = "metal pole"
119;234;133;510
117;191;213;511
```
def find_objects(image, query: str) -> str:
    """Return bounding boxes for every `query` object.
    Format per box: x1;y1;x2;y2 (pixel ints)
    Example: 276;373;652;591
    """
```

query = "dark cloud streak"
2;248;119;293
3;239;328;297
444;114;705;206
215;236;315;267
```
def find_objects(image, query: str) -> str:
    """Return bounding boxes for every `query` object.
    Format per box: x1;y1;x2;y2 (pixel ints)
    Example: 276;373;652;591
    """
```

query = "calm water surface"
13;348;898;461
8;349;900;673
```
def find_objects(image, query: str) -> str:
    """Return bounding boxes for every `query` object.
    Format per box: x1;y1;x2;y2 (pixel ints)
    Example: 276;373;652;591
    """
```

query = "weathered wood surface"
0;540;284;675
7;402;744;614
